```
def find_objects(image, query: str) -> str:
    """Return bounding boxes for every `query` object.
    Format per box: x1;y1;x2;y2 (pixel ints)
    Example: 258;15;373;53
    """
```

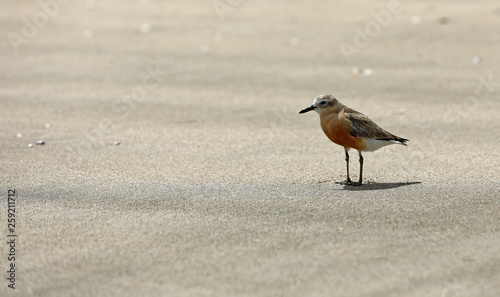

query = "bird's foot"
336;178;353;185
336;178;363;186
350;181;363;186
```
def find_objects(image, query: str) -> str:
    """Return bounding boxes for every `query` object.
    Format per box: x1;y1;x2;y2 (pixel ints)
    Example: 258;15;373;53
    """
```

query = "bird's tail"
377;135;409;146
393;136;408;146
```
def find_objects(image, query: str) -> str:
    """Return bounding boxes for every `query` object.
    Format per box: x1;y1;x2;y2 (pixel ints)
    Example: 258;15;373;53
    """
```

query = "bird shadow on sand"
336;181;421;191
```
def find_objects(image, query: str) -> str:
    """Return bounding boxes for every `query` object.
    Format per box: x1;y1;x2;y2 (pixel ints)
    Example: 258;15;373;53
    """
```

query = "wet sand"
1;1;500;296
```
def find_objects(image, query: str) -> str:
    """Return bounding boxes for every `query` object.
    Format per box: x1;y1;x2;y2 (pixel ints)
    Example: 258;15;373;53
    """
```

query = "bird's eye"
320;101;326;105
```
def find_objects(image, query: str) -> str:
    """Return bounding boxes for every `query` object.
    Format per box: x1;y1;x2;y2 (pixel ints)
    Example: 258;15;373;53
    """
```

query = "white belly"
363;138;399;152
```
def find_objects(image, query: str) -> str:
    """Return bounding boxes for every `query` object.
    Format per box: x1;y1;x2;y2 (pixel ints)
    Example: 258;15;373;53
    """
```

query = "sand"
1;1;500;296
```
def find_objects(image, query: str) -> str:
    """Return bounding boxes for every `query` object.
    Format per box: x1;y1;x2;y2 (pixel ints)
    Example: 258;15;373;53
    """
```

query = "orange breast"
320;111;366;151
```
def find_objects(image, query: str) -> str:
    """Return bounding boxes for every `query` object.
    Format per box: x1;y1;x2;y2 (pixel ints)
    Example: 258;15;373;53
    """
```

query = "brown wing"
344;107;407;143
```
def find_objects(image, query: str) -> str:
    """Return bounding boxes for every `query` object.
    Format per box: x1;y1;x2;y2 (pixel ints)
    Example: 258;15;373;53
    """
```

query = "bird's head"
299;94;338;114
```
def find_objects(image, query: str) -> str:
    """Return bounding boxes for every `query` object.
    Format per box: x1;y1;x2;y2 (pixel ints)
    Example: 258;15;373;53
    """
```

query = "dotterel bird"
299;94;408;185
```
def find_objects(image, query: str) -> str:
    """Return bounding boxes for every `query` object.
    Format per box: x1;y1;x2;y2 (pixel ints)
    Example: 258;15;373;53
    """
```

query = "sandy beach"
1;1;500;296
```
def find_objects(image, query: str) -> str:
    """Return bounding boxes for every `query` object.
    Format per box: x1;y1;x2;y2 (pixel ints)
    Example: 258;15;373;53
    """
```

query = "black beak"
299;105;315;114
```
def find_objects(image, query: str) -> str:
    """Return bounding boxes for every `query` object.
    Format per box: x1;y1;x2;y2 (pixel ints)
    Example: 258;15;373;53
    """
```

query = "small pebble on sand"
351;67;362;75
363;68;373;76
140;23;151;34
410;15;421;25
83;30;93;38
201;46;210;54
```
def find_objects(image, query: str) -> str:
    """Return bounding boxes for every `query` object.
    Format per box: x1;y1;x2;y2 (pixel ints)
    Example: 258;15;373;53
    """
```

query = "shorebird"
299;94;408;185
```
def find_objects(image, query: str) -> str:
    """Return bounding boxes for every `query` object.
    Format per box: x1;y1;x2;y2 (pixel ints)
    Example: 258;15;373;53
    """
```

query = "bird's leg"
338;149;353;185
354;151;363;186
